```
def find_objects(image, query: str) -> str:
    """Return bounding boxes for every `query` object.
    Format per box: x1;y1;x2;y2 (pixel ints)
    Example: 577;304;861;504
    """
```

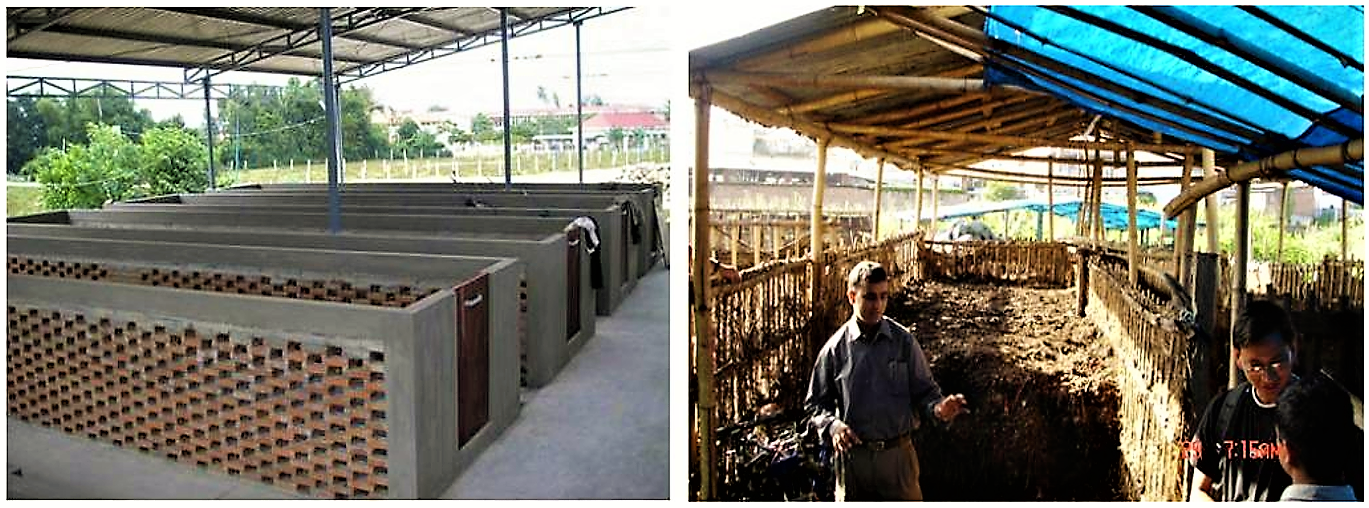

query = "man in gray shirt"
805;261;968;501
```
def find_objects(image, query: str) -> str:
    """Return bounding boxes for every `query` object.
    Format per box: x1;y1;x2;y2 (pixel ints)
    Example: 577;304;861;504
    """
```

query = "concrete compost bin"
106;199;640;305
210;184;665;278
12;209;632;315
7;223;593;389
5;235;522;499
176;188;663;280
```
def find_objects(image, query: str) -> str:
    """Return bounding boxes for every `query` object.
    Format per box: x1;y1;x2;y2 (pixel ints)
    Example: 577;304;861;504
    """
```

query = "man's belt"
862;433;910;452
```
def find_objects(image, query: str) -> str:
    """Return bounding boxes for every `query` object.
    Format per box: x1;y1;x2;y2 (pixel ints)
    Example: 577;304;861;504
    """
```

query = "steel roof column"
500;8;512;190
203;76;216;190
320;8;341;233
575;20;584;184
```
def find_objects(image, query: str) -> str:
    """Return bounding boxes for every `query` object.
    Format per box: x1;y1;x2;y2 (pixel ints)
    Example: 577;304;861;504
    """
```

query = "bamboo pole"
885;106;1081;149
1076;181;1087;237
827;122;1198;155
771;225;780;260
732;17;903;71
1202;148;1220;254
753;224;762;266
1342;198;1349;260
1127;142;1140;286
903;145;1177;167
812;137;830;312
1093;148;1104;242
731;224;740;266
915;166;926;233
897;94;1034;129
705;89;917;168
930;174;941;238
1231;181;1251;389
1166;139;1364;218
854;91;990;126
1177;152;1196;283
706;71;997;93
874;157;886;240
1278;182;1289;263
691;85;715;501
926;165;1179;186
1047;160;1055;241
779;89;890;116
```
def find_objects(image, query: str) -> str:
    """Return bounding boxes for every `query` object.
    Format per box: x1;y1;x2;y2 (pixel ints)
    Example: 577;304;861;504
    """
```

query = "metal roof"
7;7;626;83
687;5;1364;203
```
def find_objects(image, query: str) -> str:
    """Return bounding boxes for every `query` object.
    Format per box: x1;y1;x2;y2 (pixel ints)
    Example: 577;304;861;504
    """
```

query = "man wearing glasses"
1189;300;1298;501
805;261;969;501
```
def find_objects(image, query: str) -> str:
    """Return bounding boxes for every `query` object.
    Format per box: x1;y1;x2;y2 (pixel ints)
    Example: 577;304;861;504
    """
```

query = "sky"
6;6;678;127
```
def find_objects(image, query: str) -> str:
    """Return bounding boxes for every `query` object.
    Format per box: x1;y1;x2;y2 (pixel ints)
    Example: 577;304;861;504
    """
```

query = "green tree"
30;124;142;209
607;127;626;146
138;126;209;196
7;98;47;175
985;181;1022;201
442;121;472;145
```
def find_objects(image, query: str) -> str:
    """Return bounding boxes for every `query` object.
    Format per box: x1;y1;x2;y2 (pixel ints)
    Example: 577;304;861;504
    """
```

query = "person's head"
1233;300;1298;403
1276;374;1353;484
846;261;890;324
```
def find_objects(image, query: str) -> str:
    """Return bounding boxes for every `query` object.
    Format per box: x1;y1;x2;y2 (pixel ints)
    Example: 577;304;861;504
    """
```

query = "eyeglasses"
1242;354;1291;378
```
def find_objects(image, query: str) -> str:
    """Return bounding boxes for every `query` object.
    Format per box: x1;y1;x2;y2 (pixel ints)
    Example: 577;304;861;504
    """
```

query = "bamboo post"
915;166;926;233
1177;152;1196;284
1076;177;1088;237
731;224;740;266
1277;182;1290;263
930;174;941;238
874;157;886;241
1127;142;1140;286
1231;181;1251;389
771;225;780;260
1093;149;1105;241
753;224;762;266
1202;148;1219;254
1341;197;1349;260
812;137;830;319
691;85;715;501
1047;160;1055;241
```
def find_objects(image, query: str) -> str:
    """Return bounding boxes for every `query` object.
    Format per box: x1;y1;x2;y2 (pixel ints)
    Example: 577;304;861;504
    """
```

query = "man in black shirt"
1189;300;1297;501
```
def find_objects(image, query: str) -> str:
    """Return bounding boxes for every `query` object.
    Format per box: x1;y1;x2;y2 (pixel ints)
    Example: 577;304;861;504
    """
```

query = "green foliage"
1138;191;1157;207
138;126;208;196
30;124;142;209
7;98;46;174
470;113;500;143
26;122;213;210
216;79;389;167
392;119;448;157
984;181;1022;201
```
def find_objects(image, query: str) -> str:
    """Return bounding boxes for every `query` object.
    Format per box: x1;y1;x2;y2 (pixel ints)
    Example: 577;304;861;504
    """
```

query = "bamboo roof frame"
688;6;1209;186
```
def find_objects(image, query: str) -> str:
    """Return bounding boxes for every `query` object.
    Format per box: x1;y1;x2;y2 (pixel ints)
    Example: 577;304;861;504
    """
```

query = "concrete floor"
6;266;670;500
444;265;669;499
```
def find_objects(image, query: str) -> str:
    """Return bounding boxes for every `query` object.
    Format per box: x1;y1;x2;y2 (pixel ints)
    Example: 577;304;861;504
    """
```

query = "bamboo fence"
918;240;1074;287
1087;256;1195;502
1264;259;1364;311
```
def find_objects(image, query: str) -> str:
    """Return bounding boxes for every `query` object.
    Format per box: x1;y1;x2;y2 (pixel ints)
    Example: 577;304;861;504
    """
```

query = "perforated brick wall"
6;305;391;498
8;256;439;308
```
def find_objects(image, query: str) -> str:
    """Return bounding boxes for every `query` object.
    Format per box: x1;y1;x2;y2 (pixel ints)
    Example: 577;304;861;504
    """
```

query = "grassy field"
7;146;667;217
6;184;44;217
227;146;667;186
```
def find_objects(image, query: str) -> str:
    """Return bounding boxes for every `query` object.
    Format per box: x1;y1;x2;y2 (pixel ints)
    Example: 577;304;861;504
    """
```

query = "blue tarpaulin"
982;6;1363;204
905;198;1179;231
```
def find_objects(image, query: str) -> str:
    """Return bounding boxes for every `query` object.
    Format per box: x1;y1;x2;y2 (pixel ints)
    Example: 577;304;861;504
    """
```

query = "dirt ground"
885;280;1125;501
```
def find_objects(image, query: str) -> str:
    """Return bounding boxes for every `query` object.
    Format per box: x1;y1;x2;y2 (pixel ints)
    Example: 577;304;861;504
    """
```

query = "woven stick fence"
701;231;922;495
1087;255;1195;501
1264;259;1364;311
707;219;840;269
918;240;1074;288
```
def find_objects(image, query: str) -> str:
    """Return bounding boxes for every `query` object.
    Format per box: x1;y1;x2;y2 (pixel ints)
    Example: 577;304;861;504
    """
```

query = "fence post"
1076;248;1090;317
